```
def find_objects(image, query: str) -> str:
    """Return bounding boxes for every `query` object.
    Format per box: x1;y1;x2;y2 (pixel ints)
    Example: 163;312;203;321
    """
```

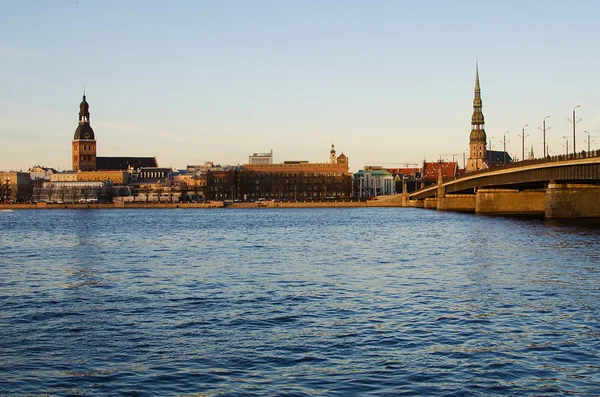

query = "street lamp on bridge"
562;136;569;155
570;105;581;155
540;116;550;158
585;131;595;153
519;124;529;161
503;131;510;165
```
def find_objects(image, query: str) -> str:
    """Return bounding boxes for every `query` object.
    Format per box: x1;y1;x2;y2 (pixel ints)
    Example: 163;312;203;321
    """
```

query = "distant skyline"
1;0;599;173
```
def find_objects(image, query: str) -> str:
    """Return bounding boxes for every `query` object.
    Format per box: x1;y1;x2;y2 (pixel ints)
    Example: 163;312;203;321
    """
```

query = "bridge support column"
475;189;546;216
438;194;476;212
399;193;410;207
546;183;600;218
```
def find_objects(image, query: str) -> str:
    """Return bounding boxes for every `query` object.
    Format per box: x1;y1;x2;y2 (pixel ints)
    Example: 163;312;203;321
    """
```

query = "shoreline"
0;197;405;210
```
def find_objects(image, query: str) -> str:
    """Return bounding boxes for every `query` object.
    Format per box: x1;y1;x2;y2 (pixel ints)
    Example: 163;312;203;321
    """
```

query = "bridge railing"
409;149;600;197
463;149;600;178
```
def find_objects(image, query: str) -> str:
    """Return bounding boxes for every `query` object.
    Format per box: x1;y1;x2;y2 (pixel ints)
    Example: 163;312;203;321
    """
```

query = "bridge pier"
476;189;546;216
438;194;476;212
424;198;438;209
545;183;600;218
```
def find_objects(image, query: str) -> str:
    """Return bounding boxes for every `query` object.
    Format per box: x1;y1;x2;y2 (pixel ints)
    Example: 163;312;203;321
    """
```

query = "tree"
179;181;189;202
44;184;55;202
80;186;91;202
58;185;69;203
70;186;80;203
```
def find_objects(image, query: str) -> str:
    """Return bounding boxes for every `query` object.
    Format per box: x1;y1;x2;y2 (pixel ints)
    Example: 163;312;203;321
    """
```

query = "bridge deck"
409;151;600;200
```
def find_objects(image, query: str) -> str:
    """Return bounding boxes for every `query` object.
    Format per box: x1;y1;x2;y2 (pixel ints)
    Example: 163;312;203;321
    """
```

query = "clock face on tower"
84;132;90;139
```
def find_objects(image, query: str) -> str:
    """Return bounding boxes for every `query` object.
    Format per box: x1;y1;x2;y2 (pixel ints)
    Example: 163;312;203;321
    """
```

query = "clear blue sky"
1;0;599;172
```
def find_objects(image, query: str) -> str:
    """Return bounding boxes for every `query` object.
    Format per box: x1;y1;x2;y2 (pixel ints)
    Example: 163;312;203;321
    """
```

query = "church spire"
465;61;487;173
470;61;485;140
475;61;480;92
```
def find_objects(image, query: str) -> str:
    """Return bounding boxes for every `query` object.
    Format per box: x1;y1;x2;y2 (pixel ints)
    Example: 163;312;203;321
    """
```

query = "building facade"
78;170;129;185
237;154;351;201
354;166;395;198
249;150;273;165
0;171;32;203
72;93;97;171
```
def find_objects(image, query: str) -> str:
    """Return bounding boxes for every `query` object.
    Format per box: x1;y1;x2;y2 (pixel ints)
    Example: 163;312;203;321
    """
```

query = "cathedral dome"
74;123;95;140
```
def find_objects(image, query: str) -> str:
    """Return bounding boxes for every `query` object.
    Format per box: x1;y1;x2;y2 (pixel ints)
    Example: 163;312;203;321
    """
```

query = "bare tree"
179;181;189;202
58;185;69;203
45;184;55;202
70;186;80;203
80;186;91;202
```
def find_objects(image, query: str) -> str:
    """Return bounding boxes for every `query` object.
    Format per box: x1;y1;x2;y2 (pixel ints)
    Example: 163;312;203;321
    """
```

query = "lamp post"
562;136;569;156
585;131;594;153
520;124;529;161
542;116;550;158
503;131;510;165
572;105;580;154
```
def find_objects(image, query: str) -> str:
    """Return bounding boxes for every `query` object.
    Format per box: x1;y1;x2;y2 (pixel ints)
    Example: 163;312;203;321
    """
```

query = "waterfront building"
38;181;108;203
354;166;395;198
236;147;351;201
29;166;57;182
385;167;422;193
207;168;237;201
0;171;32;203
249;150;273;165
78;170;129;185
71;93;158;172
50;171;78;182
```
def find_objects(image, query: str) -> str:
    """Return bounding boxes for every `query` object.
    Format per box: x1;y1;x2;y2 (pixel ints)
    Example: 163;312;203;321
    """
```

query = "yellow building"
77;170;129;185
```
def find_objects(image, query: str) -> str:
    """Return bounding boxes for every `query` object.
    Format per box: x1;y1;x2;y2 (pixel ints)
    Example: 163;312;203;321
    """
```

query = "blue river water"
1;208;599;396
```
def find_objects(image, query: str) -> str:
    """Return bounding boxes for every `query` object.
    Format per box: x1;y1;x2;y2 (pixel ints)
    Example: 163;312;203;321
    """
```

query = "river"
1;208;599;395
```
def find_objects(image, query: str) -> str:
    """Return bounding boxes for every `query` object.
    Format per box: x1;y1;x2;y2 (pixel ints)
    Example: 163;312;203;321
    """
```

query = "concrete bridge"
405;150;600;218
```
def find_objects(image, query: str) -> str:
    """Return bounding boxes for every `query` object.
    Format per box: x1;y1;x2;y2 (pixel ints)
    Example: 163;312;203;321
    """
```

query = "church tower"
465;62;487;173
72;93;97;171
329;143;337;164
330;144;337;164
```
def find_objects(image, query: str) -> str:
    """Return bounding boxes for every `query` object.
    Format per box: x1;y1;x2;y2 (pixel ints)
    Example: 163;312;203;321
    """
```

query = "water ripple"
1;208;599;395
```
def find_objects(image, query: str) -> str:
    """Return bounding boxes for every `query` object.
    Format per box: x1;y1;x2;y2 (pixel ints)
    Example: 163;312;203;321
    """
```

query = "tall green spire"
470;61;486;143
475;60;480;92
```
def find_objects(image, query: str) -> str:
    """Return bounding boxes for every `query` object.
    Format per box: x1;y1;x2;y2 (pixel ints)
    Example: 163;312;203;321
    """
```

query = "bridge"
405;150;600;218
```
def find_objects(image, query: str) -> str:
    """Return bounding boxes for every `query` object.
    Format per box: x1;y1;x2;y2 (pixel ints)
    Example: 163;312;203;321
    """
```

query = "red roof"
423;162;458;182
385;167;420;176
337;153;347;159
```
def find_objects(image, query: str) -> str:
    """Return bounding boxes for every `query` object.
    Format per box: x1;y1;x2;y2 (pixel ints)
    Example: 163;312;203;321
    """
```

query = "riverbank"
0;195;405;210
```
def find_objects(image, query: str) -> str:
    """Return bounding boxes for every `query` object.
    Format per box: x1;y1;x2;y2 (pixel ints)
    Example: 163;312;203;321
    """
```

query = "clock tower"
72;93;97;171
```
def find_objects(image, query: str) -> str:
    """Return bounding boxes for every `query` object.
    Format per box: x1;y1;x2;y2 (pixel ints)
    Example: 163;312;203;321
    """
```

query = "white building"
354;166;395;198
249;150;273;165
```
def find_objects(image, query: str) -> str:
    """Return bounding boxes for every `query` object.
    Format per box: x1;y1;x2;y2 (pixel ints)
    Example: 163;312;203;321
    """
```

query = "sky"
1;0;599;173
